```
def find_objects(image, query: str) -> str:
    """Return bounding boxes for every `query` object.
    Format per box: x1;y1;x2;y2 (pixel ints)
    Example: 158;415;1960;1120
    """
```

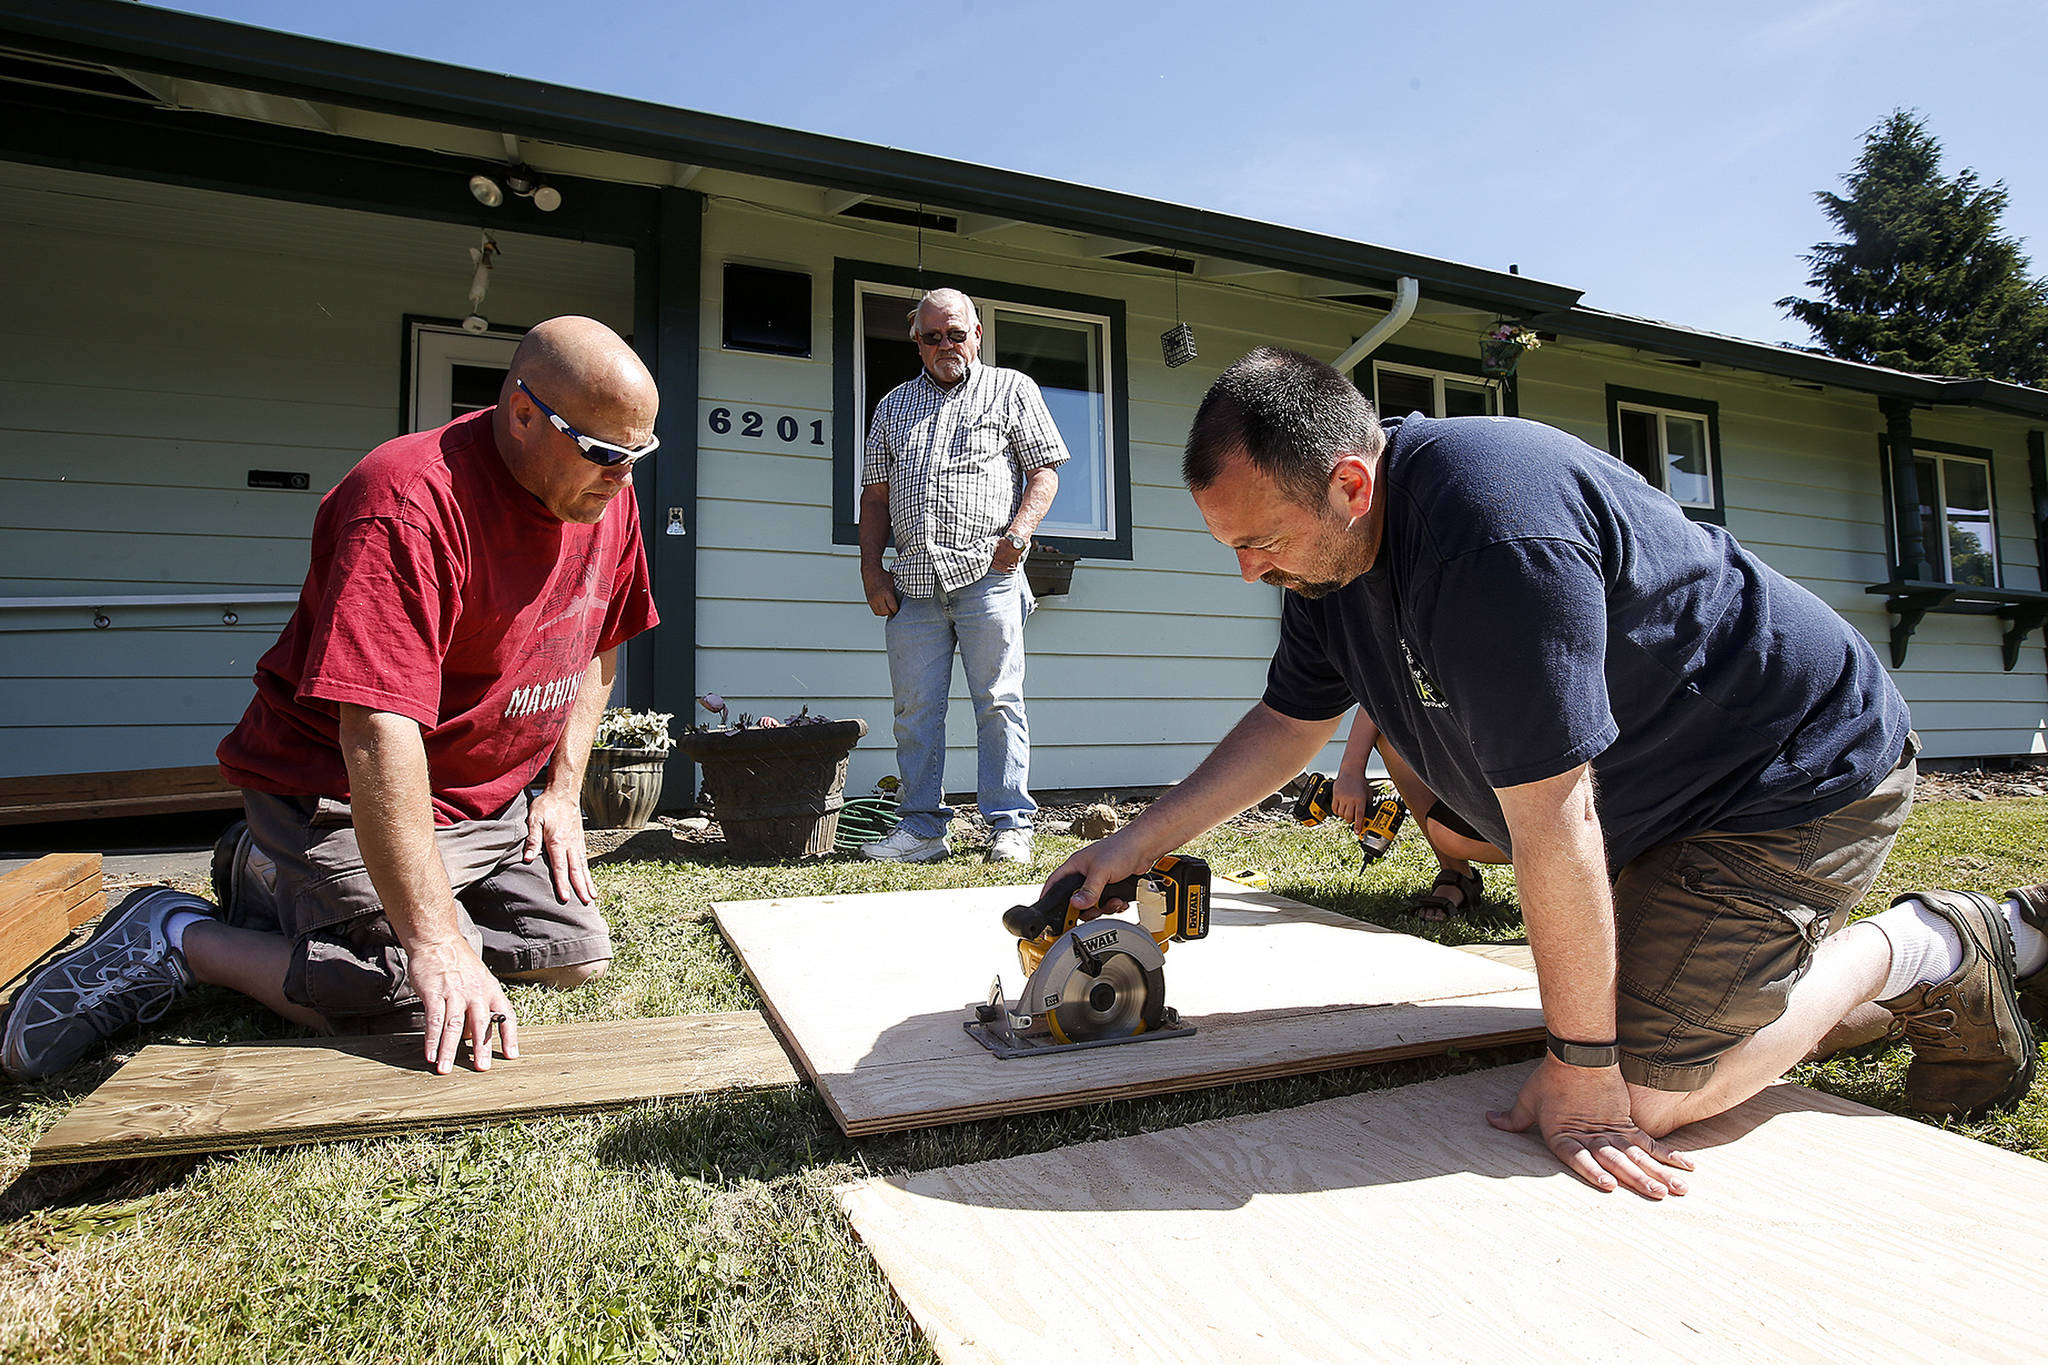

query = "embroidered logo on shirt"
1402;638;1448;709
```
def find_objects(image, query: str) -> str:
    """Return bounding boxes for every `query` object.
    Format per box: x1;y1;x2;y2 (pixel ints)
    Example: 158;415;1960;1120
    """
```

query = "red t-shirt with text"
218;409;658;824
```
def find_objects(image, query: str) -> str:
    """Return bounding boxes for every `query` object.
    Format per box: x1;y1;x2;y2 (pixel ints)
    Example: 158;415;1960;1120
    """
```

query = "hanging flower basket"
1478;337;1526;378
1479;323;1541;379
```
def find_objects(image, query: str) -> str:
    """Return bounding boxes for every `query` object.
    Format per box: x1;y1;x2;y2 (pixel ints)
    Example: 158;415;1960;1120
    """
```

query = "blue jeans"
884;567;1036;837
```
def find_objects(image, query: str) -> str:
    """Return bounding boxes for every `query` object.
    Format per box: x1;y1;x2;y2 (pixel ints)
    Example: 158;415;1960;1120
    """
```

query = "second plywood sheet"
838;1064;2048;1363
714;879;1542;1134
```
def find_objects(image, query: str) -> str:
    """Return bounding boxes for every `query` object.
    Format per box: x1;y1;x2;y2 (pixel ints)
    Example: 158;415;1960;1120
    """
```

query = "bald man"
1;317;661;1082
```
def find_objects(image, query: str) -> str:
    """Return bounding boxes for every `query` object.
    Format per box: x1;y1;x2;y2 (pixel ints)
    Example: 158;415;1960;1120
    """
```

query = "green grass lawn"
1;797;2043;1363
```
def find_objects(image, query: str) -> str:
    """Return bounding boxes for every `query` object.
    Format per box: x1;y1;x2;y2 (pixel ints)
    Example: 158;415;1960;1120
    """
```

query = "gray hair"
906;287;981;335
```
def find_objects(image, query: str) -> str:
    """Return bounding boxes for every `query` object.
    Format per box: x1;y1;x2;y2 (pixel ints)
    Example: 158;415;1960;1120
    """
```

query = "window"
1370;360;1501;420
406;317;522;433
1903;442;1999;587
1604;387;1725;523
1353;345;1510;427
833;262;1131;557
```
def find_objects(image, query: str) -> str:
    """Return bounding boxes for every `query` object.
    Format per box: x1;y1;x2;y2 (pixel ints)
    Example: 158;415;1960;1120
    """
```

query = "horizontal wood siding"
0;162;634;779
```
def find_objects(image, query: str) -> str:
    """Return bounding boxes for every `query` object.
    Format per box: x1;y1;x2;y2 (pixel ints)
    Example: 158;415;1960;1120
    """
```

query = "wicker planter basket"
581;746;669;830
677;718;868;858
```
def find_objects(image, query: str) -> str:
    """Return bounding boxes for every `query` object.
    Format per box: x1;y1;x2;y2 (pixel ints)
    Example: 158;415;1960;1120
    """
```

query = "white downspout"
1330;276;1419;374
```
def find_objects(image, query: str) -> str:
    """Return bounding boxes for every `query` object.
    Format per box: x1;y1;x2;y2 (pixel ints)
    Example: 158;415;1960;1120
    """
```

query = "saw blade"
1022;920;1168;1045
1048;950;1153;1043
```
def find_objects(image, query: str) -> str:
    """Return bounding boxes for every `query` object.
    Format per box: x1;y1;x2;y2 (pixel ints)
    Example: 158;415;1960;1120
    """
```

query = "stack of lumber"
0;852;103;991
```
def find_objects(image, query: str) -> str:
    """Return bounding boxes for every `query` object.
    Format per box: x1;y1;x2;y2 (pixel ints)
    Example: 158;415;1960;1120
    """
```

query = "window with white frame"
1906;444;1999;587
1370;359;1501;420
1605;387;1723;520
836;266;1129;556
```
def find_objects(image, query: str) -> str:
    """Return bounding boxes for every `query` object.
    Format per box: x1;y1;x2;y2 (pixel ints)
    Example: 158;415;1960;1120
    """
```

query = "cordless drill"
1292;771;1407;872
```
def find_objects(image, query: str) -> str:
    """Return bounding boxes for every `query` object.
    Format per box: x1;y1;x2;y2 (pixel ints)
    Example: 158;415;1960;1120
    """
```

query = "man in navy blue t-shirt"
1049;347;2045;1199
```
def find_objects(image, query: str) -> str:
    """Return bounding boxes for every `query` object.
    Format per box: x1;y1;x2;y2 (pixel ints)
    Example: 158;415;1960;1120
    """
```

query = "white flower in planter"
592;707;676;753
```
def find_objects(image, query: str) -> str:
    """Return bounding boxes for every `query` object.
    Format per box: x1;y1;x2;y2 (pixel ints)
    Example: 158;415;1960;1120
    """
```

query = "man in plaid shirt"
858;288;1068;864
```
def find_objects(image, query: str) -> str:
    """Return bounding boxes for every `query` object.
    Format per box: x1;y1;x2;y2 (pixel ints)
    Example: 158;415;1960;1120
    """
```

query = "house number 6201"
706;407;826;445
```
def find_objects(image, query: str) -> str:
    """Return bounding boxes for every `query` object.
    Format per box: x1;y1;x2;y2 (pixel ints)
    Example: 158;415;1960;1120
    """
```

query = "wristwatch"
1545;1033;1621;1068
1001;531;1028;550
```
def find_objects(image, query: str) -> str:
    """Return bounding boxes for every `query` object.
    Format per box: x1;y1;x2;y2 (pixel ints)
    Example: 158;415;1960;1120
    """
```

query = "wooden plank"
0;852;101;985
0;766;240;827
836;1063;2048;1364
713;880;1543;1136
30;1011;798;1165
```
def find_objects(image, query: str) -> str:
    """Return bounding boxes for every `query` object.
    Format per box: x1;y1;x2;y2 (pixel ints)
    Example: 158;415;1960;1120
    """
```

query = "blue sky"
161;0;2046;347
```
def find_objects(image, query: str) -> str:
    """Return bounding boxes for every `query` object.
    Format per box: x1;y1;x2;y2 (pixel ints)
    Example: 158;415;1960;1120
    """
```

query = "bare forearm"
338;705;462;951
544;652;615;797
1008;468;1058;541
1127;703;1338;853
859;484;892;576
1498;765;1618;1042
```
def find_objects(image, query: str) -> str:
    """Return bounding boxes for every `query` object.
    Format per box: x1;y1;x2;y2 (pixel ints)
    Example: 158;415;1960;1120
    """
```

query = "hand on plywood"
1487;1057;1694;1199
524;786;596;906
409;937;519;1075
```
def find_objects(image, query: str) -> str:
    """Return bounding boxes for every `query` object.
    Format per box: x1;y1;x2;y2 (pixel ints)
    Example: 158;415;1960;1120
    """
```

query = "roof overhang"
0;0;1581;317
1535;306;2048;420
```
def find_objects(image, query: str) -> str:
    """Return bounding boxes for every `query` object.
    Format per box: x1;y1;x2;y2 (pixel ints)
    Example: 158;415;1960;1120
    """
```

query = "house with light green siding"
2;2;2043;823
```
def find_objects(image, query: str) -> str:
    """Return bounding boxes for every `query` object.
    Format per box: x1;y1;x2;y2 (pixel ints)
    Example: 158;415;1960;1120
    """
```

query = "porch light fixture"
471;164;562;213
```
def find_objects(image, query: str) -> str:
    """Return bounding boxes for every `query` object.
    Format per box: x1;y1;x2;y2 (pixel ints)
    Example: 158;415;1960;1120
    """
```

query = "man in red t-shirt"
2;317;661;1082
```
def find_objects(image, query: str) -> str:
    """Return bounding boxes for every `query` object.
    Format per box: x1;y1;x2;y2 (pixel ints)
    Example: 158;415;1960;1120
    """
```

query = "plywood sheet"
714;879;1543;1136
31;1011;798;1165
837;1063;2048;1364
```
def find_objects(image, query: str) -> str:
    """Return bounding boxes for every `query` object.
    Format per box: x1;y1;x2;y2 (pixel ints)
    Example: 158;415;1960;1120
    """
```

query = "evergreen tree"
1780;110;2048;386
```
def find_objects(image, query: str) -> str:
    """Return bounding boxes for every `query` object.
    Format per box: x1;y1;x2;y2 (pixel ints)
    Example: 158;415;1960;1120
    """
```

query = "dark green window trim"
831;259;1133;560
1603;385;1726;526
1355;343;1519;419
1868;432;2048;670
1881;434;2002;588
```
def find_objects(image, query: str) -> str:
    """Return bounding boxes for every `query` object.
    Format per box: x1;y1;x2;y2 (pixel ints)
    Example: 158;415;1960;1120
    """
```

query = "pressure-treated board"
837;1062;2048;1364
0;852;103;986
30;1011;798;1165
714;879;1543;1135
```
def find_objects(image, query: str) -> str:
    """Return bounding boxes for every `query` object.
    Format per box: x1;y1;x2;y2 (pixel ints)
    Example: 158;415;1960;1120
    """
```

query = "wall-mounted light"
468;163;561;213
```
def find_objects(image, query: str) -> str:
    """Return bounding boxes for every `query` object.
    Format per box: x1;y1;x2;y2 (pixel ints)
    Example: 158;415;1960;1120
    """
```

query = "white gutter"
1330;276;1419;374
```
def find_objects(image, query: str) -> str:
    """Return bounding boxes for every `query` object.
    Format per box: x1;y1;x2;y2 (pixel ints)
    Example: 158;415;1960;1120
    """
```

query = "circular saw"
966;854;1210;1058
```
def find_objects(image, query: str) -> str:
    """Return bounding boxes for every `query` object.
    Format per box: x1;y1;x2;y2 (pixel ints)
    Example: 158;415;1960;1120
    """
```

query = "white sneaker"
986;829;1034;864
862;826;951;863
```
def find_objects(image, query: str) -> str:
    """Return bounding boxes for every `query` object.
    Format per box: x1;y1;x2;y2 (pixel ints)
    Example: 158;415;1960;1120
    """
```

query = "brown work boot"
2009;884;2048;1023
1876;889;2038;1118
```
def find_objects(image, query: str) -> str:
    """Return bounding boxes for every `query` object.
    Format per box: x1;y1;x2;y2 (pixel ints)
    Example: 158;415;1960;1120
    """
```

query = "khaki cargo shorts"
1611;733;1919;1091
236;788;613;1030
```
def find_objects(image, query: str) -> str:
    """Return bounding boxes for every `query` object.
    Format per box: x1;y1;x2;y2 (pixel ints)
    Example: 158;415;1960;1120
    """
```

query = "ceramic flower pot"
581;746;668;829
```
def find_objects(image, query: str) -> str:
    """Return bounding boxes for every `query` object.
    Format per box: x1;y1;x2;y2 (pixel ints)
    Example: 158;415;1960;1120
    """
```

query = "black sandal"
1409;865;1483;922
